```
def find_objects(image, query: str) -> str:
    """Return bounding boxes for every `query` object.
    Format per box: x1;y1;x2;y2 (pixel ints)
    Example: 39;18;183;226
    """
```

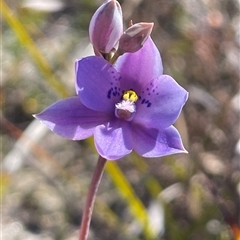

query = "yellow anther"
122;90;138;102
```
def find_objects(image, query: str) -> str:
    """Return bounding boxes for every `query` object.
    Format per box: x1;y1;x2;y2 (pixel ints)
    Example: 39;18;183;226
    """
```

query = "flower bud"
89;0;123;54
118;22;154;54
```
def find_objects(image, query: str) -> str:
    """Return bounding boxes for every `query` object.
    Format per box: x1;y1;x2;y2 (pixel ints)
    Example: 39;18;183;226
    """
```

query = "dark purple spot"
107;89;113;99
141;99;145;104
147;102;152;108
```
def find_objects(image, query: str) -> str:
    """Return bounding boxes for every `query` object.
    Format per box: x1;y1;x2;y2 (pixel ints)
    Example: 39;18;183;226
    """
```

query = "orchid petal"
132;124;187;158
115;37;163;92
94;120;132;160
34;97;109;140
134;75;188;128
76;56;121;113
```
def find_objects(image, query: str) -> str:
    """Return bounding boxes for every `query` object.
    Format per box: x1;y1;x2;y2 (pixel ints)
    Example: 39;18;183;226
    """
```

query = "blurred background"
2;0;240;239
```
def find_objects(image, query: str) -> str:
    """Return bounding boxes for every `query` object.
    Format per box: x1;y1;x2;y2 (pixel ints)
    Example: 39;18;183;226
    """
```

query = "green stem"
109;50;122;64
79;156;107;240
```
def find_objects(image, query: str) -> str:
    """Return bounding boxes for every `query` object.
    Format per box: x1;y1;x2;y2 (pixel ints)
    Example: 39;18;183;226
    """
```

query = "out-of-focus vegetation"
2;0;240;239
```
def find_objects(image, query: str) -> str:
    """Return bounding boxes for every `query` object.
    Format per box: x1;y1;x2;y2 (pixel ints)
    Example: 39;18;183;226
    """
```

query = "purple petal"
132;124;187;158
76;56;121;113
94;120;132;160
134;75;188;128
114;37;163;92
34;97;110;140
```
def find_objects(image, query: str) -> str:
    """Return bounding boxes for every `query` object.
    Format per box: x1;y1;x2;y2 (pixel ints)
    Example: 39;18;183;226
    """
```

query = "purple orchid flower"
34;38;188;160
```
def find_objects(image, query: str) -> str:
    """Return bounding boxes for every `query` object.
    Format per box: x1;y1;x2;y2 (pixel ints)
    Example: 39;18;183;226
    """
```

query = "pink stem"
79;155;107;240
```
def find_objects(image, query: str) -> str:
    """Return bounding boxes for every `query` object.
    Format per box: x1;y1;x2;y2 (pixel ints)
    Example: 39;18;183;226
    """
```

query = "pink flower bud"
89;0;123;54
118;22;154;54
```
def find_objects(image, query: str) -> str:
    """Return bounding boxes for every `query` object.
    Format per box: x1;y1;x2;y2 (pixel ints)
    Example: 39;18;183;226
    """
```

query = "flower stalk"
79;156;107;240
